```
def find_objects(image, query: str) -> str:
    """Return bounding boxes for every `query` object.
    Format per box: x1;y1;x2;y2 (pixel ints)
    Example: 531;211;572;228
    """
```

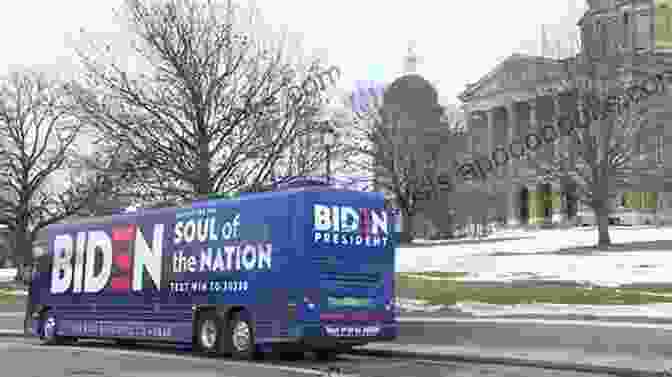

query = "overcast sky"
0;0;587;105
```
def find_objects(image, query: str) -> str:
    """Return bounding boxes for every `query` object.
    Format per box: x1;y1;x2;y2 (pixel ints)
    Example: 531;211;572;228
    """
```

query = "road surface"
3;308;672;359
0;336;615;377
1;298;666;375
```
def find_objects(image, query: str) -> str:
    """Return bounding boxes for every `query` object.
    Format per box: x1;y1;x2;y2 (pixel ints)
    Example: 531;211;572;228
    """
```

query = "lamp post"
322;124;336;185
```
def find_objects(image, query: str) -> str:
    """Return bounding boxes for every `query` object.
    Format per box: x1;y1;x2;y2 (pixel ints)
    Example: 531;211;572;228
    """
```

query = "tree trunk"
13;228;35;336
399;208;415;244
594;200;611;250
12;226;33;282
196;135;212;198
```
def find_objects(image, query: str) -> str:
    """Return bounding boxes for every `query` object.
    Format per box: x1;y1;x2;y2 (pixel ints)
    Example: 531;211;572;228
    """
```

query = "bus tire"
40;311;63;346
279;350;305;361
195;311;225;355
116;339;136;347
315;349;338;361
229;311;256;360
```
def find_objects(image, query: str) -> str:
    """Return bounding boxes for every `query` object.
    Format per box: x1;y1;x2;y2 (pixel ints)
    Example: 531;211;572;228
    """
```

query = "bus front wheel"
40;311;64;346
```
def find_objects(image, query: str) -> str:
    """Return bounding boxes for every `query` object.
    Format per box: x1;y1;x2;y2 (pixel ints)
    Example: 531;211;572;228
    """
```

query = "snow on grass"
452;301;672;320
0;288;26;297
0;269;15;283
396;226;672;288
395;298;446;313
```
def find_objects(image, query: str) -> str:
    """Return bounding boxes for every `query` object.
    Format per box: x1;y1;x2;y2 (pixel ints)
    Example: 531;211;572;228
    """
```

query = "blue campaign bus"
28;187;398;360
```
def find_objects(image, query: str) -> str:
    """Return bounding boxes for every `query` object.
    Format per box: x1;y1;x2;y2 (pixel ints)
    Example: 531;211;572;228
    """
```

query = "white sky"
0;0;587;105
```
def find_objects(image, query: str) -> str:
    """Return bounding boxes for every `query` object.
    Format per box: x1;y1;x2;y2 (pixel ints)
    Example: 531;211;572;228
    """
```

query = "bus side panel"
168;197;299;345
233;195;299;344
34;210;197;342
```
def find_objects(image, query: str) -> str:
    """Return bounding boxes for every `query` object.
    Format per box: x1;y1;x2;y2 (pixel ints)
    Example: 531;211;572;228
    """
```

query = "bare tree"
71;0;340;203
513;18;672;249
0;71;113;276
530;55;667;249
343;89;461;242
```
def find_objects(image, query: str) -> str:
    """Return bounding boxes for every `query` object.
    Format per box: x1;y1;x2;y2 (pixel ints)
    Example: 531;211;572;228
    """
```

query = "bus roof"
47;187;383;229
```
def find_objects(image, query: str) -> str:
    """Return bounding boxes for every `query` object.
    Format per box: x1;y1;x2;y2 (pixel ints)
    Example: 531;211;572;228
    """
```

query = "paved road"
0;337;614;377
4;298;670;373
3;306;672;360
0;337;322;377
0;299;26;314
396;319;672;357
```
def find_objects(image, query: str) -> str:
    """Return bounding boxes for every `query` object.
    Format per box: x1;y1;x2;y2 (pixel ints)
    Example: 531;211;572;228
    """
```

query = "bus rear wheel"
228;311;256;360
195;311;225;355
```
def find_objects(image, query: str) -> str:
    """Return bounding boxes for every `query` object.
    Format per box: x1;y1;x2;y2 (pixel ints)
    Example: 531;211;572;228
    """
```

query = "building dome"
383;74;439;113
586;0;615;10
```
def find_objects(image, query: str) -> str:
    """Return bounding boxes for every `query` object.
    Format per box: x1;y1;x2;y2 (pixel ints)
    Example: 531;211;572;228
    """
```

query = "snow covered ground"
452;301;672;320
396;226;672;318
397;226;672;287
395;298;447;313
0;269;15;283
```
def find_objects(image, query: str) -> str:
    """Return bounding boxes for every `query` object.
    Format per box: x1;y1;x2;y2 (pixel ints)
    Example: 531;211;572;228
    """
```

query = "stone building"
344;43;467;238
457;0;672;227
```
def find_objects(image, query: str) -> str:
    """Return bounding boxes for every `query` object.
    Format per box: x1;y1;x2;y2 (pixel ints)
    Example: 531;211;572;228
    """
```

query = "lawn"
396;272;672;306
0;289;21;304
400;271;468;279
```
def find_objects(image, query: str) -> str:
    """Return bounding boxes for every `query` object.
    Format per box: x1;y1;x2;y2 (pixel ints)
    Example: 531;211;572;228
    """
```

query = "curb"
397;314;672;326
0;330;31;338
349;348;670;377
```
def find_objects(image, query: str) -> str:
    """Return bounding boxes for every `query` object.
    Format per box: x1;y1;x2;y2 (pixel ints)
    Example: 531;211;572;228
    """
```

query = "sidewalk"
354;343;672;377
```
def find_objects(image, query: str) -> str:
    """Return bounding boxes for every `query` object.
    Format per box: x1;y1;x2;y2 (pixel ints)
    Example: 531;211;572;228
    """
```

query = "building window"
623;12;632;50
604;19;613;55
635;12;652;50
594;21;603;57
657;134;664;163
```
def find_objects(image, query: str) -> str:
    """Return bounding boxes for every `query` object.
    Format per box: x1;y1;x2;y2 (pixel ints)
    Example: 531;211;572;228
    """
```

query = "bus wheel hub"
44;317;56;338
233;321;250;351
200;319;217;349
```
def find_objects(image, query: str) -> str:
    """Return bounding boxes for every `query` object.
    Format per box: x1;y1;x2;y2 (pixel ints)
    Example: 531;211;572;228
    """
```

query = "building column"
526;183;540;226
528;99;538;134
552;95;562;159
658;192;670;225
507;186;520;227
539;182;553;227
507;102;518;177
523;99;538;175
486;108;496;205
551;182;566;224
466;111;474;154
506;102;519;227
486;108;495;156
